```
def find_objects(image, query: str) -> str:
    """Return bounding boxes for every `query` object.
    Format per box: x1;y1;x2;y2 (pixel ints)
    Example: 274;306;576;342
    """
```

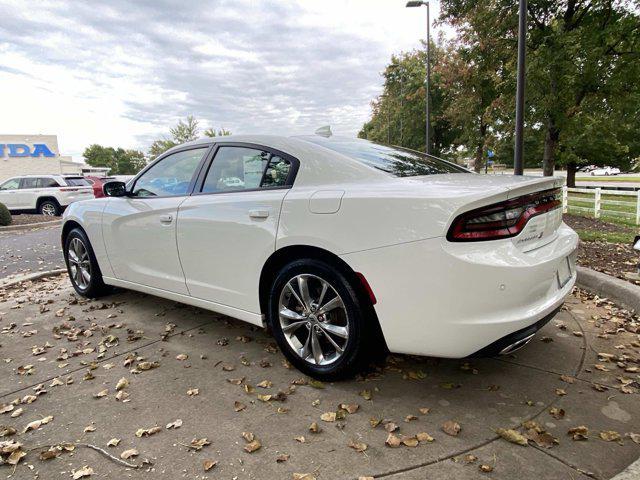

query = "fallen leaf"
309;422;321;433
600;430;622;442
93;389;108;399
295;435;306;443
384;422;398;433
402;437;419;447
349;439;368;452
187;388;199;396
293;474;316;480
176;354;188;361
257;380;272;388
568;426;589;441
120;448;138;459
321;412;336;422
234;401;246;412
340;403;359;414
107;438;120;447
72;466;94;479
385;433;401;447
189;438;211;451
203;459;217;471
166;419;183;429
480;464;494;473
419;407;430;415
115;378;129;391
135;426;161;437
549;407;565;419
276;453;290;462
416;432;434;443
496;428;528;446
560;375;575;384
442;420;461;437
244;439;262;453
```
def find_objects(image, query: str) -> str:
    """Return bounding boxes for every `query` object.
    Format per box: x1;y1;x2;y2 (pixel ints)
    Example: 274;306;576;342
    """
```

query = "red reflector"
447;188;561;242
356;272;377;305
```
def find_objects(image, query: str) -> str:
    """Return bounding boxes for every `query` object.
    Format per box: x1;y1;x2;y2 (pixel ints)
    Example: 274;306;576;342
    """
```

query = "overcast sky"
0;0;444;161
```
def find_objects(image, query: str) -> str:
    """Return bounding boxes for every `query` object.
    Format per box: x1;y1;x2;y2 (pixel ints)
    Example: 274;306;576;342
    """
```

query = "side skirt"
102;276;264;327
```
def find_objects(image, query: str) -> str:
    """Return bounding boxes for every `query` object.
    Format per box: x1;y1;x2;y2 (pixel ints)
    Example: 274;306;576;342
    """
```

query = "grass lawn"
577;176;640;182
573;228;636;244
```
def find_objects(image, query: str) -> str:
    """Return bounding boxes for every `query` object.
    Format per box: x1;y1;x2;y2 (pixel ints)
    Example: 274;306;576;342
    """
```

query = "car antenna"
314;125;332;137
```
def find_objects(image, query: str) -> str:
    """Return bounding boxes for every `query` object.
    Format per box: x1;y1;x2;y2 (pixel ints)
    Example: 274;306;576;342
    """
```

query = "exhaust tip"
499;333;536;355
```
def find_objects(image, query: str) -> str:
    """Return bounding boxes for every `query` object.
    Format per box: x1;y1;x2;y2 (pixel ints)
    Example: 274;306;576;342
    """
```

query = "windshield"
303;137;467;177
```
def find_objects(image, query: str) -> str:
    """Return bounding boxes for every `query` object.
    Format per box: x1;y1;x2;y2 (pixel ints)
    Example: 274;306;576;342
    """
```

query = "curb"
0;220;62;233
576;266;640;313
0;268;67;289
613;458;640;480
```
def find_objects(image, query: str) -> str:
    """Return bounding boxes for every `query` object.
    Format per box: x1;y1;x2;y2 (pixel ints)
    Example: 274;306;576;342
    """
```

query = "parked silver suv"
0;175;94;216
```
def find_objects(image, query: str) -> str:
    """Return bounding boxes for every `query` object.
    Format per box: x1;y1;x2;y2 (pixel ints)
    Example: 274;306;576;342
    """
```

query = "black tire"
38;199;60;216
267;258;377;381
63;228;110;298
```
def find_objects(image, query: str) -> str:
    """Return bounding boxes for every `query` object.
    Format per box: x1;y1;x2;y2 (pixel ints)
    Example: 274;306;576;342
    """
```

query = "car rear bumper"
340;223;579;358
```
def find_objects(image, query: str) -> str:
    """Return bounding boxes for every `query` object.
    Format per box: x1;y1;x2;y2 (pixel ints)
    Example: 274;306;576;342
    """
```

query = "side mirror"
103;181;128;197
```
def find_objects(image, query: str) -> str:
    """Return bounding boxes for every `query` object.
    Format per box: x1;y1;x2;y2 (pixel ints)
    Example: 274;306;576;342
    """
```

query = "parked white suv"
0;175;94;216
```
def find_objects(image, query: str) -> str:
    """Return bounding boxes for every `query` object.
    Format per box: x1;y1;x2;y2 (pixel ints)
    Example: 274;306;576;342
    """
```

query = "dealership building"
0;134;106;183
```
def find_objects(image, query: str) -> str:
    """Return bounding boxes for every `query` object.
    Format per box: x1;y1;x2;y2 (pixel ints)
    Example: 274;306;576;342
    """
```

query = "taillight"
447;188;561;242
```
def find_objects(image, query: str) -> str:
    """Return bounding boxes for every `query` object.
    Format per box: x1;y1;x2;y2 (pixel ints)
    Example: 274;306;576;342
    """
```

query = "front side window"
201;147;292;194
0;179;20;190
132;148;207;197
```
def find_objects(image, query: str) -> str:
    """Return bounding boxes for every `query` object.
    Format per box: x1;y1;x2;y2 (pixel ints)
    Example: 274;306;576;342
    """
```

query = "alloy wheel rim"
41;203;56;216
278;274;349;366
68;238;91;290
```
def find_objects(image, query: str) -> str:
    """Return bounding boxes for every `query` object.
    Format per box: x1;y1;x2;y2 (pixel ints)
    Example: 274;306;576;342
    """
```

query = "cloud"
0;0;441;160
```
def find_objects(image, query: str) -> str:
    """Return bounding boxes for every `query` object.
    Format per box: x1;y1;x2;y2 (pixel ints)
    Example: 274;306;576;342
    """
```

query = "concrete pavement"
0;225;63;280
0;277;638;479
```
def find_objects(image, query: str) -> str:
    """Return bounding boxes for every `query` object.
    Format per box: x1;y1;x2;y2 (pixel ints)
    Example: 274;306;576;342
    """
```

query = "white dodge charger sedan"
61;134;578;379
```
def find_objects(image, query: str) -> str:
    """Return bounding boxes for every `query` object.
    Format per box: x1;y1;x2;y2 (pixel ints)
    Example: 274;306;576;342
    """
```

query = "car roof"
165;134;391;186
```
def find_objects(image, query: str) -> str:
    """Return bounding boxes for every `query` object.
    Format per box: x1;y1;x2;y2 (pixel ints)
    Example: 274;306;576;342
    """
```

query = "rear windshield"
304;138;467;177
64;177;91;186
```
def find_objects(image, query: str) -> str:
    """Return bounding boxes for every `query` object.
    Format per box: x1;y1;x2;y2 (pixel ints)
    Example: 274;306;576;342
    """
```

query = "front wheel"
267;259;375;381
64;228;110;298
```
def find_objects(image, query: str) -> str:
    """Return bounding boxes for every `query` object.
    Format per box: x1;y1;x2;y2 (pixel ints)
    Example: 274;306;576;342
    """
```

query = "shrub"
0;202;11;226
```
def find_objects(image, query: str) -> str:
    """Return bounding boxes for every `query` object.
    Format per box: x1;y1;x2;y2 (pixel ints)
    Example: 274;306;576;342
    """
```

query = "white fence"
562;187;640;224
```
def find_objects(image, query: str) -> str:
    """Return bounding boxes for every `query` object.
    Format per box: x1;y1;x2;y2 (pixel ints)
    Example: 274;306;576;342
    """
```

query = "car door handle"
159;214;173;224
249;209;270;219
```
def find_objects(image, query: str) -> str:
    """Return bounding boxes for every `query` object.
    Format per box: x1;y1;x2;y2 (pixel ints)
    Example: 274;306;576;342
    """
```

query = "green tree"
358;42;461;157
204;127;232;137
149;116;232;158
82;145;147;175
439;0;640;185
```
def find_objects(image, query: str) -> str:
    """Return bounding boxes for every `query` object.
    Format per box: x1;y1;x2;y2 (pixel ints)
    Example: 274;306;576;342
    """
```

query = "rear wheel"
267;259;375;380
38;199;60;216
64;228;110;298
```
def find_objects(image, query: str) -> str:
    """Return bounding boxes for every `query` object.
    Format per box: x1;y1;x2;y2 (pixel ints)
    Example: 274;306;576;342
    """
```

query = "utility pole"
406;1;431;155
513;0;527;175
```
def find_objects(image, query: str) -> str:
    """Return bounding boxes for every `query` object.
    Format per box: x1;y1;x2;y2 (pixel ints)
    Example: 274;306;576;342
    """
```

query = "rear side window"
64;177;91;186
38;178;60;188
304;138;467;177
201;147;292;194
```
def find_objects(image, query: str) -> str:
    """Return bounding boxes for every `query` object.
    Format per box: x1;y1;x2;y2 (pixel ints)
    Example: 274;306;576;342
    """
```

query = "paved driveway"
0;277;638;479
0;225;63;279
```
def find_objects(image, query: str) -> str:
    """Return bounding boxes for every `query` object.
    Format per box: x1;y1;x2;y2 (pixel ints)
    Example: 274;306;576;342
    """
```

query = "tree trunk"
474;142;483;173
566;161;577;187
542;118;560;176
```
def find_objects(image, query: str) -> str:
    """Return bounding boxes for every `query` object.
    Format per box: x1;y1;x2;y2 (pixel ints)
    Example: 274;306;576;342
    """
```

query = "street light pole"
406;0;431;155
513;0;527;175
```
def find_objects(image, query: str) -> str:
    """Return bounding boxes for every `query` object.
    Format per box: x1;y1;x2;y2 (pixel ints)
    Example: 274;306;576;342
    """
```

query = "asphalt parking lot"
1;276;639;479
0;226;63;280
